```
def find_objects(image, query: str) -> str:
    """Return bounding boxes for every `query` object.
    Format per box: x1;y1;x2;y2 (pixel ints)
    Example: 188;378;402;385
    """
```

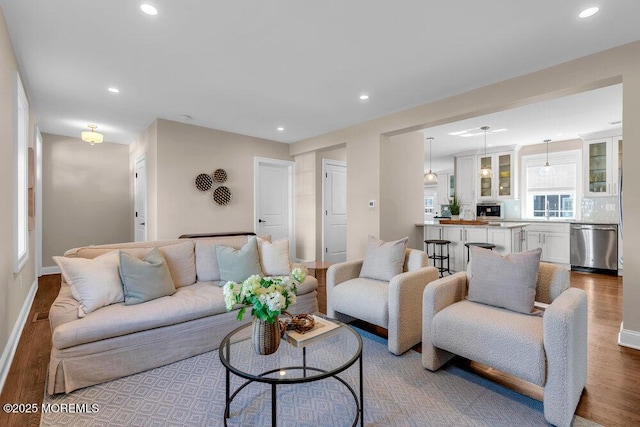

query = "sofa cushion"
120;248;176;305
359;235;408;282
53;251;123;317
216;237;262;283
51;282;228;349
467;247;542;315
194;236;252;281
257;238;291;276
432;300;546;386
157;241;196;287
330;277;389;328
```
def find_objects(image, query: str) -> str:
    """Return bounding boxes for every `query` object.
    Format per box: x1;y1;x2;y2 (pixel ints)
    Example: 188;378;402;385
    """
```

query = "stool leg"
446;243;450;275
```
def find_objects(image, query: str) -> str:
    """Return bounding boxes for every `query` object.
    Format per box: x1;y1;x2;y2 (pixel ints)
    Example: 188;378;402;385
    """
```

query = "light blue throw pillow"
119;248;176;305
215;237;262;283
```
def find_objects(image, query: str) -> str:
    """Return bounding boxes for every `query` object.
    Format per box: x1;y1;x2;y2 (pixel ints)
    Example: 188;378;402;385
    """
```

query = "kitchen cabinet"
423;226;443;252
525;223;570;265
455;155;476;207
583;136;622;197
477;151;515;200
442;226;487;272
436;171;455;206
487;226;526;255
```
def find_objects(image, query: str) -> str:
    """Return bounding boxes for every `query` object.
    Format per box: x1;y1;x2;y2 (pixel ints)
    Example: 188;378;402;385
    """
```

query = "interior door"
134;156;147;242
255;158;294;254
323;160;347;263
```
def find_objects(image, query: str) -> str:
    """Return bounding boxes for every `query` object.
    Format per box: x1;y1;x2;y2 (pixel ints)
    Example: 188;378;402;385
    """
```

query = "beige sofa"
48;235;318;394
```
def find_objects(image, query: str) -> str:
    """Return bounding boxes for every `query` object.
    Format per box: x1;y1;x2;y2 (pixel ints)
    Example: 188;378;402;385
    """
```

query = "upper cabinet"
454;155;476;206
477;150;516;200
583;136;622;197
436;171;455;206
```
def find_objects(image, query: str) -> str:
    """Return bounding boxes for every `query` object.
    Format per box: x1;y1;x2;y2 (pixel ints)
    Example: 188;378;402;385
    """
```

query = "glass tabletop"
219;317;362;384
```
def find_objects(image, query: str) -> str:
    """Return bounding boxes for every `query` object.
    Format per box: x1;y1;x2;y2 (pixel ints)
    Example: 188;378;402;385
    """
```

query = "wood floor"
1;272;639;426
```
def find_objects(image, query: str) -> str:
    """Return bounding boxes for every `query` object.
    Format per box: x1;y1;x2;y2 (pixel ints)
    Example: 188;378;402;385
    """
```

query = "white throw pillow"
53;251;124;317
257;238;291;276
359;235;408;282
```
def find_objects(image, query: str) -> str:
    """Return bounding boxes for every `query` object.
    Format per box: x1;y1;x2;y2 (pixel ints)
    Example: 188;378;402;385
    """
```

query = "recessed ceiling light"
107;87;120;93
277;127;284;131
140;4;158;15
578;7;599;19
359;94;369;101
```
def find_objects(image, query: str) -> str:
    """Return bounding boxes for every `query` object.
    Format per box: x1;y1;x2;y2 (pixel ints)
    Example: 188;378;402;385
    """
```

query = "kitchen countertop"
417;221;530;228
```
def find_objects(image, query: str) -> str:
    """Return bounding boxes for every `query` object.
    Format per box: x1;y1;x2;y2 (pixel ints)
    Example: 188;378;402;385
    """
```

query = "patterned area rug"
41;329;599;426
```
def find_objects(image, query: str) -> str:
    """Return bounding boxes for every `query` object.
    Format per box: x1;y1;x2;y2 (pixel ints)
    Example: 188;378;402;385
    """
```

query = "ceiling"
2;1;640;145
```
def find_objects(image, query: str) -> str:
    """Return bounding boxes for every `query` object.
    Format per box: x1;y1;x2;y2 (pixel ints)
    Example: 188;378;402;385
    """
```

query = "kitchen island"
417;220;529;272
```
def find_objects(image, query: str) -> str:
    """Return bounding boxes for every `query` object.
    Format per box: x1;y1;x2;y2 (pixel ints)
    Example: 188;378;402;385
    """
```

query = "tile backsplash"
498;197;619;223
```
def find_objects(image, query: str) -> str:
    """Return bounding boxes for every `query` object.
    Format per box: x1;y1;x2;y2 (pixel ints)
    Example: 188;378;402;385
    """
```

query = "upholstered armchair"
327;244;439;355
422;250;587;427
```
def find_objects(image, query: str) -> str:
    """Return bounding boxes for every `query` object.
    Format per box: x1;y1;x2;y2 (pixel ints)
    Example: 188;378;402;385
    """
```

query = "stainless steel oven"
570;223;618;274
476;202;504;220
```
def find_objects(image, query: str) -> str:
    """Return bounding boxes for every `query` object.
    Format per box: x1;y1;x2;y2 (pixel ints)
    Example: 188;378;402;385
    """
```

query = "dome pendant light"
540;139;555;176
424;137;438;184
478;126;493;178
81;125;104;145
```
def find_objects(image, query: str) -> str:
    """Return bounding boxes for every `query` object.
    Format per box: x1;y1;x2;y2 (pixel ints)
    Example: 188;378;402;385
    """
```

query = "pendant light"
478;126;493;178
81;125;104;145
424;137;438;184
540;139;554;175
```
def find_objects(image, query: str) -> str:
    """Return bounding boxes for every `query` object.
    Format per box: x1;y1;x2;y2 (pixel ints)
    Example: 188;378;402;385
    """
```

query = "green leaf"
236;306;246;321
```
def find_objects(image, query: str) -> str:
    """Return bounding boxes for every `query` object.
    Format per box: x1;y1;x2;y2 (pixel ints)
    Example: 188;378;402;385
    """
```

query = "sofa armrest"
421;272;468;370
387;266;439;354
326;260;363;290
49;283;81;336
536;262;570;304
542;287;588;427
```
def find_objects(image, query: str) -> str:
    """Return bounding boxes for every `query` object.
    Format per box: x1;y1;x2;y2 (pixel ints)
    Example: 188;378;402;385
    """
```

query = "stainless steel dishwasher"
570;223;618;274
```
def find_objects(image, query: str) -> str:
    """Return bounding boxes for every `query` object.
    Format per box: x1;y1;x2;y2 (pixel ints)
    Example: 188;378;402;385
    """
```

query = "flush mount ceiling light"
140;3;158;15
81;125;103;145
107;87;120;93
424;137;438;185
359;94;369;101
478;126;493;178
579;7;599;19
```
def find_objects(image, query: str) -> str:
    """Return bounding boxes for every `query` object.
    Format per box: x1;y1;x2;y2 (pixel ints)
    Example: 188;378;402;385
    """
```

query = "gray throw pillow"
467;247;542;314
119;248;176;305
215;237;262;283
359;235;408;282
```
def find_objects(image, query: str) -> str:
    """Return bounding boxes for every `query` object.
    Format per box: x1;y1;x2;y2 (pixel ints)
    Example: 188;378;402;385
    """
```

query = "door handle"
140;222;145;226
258;219;266;223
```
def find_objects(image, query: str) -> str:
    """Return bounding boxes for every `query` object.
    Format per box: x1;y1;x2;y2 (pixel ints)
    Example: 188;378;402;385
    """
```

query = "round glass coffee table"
219;317;363;426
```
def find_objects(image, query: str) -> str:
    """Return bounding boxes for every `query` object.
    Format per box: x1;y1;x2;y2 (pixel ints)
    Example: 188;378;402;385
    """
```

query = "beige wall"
290;41;640;341
381;133;424;250
42;134;131;266
137;119;293;240
0;8;37;388
295;151;316;261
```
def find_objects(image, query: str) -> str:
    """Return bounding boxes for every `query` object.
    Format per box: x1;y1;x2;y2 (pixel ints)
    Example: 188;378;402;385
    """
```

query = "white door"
134;156;147;242
255;158;294;256
323;160;347;263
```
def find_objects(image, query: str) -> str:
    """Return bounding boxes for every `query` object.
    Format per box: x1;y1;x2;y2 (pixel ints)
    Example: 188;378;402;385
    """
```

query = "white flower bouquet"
223;267;307;324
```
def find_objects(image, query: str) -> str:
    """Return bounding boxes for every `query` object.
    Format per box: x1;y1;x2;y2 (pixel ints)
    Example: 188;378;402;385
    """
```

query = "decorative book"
285;316;340;348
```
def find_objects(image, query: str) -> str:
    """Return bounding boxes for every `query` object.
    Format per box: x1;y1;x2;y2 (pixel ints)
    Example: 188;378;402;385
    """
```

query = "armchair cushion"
432;300;546;386
359;235;408;281
467;247;542;314
329;277;389;327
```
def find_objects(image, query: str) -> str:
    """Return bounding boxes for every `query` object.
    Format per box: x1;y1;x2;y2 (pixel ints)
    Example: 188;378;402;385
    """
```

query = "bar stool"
464;242;496;263
424;239;452;277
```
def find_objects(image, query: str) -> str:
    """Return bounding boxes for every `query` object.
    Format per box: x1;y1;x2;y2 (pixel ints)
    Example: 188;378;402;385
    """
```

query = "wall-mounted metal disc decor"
213;168;228;183
213;186;232;205
194;173;213;191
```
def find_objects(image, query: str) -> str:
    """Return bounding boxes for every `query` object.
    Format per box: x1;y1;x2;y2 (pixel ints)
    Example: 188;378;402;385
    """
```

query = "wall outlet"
368;200;376;208
606;204;616;211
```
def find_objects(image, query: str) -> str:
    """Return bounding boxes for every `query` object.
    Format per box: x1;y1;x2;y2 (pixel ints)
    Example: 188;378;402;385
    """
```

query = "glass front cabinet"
477;151;515;200
583;136;622;197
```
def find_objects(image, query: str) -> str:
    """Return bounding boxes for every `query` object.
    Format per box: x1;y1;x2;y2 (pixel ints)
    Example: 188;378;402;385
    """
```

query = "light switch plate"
368;200;376;208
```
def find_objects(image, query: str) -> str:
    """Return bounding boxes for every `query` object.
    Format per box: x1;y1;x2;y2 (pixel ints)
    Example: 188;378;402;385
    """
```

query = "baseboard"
0;278;38;394
41;265;60;275
618;322;640;350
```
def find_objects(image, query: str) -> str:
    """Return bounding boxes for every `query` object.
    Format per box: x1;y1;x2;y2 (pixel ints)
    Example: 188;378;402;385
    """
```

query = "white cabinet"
525;223;570;264
436;171;455;206
583;136;622;197
477;151;515;200
487;226;526;255
455;155;476;208
443;226;487;272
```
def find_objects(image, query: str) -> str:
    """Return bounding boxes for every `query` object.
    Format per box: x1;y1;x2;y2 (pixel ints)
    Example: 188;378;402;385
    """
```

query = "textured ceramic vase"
252;317;281;355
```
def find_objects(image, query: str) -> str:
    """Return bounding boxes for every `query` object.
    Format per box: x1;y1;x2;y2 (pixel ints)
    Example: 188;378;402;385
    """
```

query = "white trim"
322;159;347;262
134;155;147;242
41;266;61;275
253;157;295;259
35;126;43;276
0;279;38;394
618;322;640;350
14;72;29;273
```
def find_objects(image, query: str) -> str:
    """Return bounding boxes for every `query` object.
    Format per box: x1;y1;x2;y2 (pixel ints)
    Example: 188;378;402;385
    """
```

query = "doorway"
322;159;347;263
134;156;147;242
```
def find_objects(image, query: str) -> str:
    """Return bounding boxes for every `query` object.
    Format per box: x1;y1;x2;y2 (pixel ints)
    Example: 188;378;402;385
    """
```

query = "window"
14;72;29;273
522;150;581;220
424;187;436;215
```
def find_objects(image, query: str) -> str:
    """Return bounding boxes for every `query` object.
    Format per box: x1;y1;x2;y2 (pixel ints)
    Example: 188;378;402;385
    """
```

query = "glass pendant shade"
424;137;438;184
539;139;555;176
478;126;493;178
81;125;104;145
